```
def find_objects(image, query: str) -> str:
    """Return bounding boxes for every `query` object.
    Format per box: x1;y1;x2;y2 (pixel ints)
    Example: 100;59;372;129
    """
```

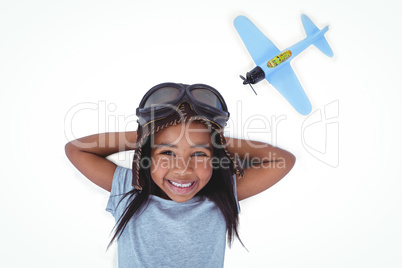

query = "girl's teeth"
169;180;193;188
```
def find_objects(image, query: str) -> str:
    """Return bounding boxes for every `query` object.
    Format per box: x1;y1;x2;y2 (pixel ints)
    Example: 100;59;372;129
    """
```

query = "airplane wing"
234;16;280;66
267;64;312;115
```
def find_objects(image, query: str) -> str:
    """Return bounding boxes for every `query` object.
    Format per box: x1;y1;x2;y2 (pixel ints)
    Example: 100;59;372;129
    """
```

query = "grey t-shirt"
106;166;237;268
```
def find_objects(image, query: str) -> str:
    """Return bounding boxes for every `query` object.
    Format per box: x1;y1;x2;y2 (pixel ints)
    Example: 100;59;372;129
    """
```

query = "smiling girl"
65;82;295;268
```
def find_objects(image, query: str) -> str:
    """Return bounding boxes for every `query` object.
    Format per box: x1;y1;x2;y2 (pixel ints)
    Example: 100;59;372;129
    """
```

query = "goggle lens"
143;87;181;108
191;88;223;110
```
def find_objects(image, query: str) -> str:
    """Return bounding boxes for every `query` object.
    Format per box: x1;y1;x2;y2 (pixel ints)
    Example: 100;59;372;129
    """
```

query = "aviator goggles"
136;83;230;129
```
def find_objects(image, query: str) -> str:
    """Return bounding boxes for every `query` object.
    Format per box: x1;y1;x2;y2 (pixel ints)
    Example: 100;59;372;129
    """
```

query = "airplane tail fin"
301;14;334;57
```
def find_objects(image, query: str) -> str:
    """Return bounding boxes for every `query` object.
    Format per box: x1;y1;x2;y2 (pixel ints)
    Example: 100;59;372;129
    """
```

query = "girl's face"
150;121;213;203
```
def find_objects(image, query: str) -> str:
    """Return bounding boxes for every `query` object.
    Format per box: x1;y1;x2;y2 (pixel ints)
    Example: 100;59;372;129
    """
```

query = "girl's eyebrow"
153;143;177;149
153;143;212;151
192;144;212;152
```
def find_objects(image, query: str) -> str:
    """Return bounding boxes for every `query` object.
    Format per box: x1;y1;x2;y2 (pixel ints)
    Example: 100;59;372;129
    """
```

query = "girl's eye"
160;151;175;156
192;152;208;157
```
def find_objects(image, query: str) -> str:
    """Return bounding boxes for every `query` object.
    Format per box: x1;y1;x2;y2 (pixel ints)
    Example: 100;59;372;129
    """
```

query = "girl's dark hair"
106;127;244;250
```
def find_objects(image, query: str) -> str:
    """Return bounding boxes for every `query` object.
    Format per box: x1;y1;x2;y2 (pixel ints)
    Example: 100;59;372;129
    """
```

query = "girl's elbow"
64;141;79;159
280;151;296;172
288;153;296;170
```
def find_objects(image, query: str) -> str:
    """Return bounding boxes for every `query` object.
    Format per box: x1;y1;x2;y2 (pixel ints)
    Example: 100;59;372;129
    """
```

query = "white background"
1;0;401;267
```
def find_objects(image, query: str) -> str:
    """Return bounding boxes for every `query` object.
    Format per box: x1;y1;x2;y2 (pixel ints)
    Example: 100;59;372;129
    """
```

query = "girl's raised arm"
65;131;137;192
226;137;296;201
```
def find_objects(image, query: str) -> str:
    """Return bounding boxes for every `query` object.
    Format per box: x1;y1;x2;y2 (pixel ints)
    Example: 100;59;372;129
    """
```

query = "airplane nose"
246;66;265;84
240;73;257;95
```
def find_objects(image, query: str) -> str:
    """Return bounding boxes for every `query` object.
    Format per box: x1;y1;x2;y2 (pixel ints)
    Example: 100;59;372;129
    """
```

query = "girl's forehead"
153;122;212;145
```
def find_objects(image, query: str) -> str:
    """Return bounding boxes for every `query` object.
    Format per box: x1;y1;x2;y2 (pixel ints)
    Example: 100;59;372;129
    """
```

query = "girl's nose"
172;157;192;175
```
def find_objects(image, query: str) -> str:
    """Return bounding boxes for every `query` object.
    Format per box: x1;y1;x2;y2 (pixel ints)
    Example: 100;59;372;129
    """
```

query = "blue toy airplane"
234;14;333;115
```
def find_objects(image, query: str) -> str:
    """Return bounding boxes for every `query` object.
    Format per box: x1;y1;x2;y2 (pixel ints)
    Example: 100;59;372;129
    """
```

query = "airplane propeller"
239;75;257;95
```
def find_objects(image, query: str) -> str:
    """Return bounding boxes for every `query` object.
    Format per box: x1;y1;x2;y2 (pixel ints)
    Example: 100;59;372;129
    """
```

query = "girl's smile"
166;179;198;194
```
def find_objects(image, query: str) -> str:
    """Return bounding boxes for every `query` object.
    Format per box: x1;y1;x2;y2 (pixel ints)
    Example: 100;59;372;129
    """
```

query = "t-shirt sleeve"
106;166;134;216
